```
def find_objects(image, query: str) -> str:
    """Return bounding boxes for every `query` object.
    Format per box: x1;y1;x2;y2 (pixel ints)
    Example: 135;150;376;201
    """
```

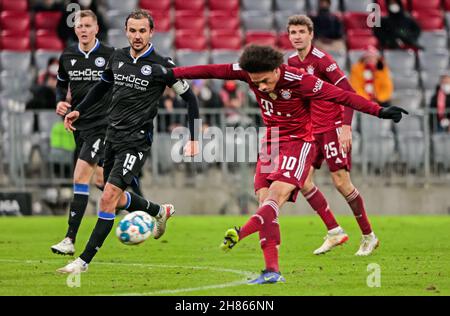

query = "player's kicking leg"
300;167;348;255
51;159;97;256
220;183;292;284
331;169;379;256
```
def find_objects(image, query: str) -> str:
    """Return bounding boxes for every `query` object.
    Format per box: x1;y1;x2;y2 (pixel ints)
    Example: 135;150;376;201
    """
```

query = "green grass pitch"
0;215;449;296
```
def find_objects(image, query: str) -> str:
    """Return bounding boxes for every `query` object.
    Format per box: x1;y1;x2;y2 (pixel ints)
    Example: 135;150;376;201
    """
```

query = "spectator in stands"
26;57;58;110
350;47;393;107
191;79;223;128
37;57;59;85
374;0;422;50
158;87;184;133
310;0;345;53
57;0;108;45
219;80;252;127
429;73;450;133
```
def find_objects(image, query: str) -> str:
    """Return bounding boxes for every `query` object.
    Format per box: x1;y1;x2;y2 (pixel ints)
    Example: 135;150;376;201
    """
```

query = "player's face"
126;18;153;53
74;16;99;46
248;68;281;93
288;25;313;51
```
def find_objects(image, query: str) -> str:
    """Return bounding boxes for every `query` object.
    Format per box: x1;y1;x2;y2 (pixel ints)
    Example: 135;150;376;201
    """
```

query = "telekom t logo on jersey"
261;99;274;117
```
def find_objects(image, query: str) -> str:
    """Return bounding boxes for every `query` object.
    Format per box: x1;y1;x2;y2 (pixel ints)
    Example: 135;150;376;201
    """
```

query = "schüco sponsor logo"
114;73;149;87
313;79;323;93
68;69;103;77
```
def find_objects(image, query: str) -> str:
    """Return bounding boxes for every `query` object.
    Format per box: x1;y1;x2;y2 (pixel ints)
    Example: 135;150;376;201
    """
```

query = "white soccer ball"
116;211;155;245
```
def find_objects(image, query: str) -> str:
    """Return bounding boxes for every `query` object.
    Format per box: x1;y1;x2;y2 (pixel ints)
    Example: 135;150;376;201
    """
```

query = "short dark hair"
125;9;154;29
287;15;314;33
238;44;284;73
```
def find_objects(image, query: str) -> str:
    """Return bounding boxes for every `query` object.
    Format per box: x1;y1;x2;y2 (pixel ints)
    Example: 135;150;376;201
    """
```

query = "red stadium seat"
175;0;205;11
277;32;292;50
175;11;206;31
209;11;240;31
139;0;171;12
210;30;242;50
0;0;28;11
208;0;239;14
343;12;369;30
151;11;171;32
1;29;30;38
0;11;30;32
412;10;444;31
445;0;450;11
35;33;64;50
175;30;208;50
347;35;379;50
410;0;441;11
245;31;277;46
34;11;63;31
346;29;373;37
0;35;30;51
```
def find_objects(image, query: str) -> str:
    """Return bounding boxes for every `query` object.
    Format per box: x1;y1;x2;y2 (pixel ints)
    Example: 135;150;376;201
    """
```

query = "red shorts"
312;127;352;172
254;140;315;203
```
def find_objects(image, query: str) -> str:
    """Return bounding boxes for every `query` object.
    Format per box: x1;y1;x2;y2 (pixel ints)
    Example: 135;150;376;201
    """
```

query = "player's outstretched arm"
301;74;408;123
152;63;247;81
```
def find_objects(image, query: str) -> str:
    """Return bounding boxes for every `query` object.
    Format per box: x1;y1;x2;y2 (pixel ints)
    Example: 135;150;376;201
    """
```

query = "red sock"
303;186;339;231
346;188;372;235
239;200;281;272
239;200;278;240
258;201;281;272
261;241;279;272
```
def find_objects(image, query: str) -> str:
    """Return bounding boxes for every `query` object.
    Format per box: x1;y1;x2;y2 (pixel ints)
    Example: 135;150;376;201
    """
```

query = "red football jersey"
288;46;347;134
172;63;381;143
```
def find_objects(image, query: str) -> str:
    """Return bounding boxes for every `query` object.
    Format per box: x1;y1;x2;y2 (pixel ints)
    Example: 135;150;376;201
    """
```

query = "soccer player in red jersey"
153;45;407;284
287;15;379;256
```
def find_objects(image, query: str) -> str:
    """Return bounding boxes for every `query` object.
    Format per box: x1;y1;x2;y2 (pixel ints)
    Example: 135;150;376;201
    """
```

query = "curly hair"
238;44;284;73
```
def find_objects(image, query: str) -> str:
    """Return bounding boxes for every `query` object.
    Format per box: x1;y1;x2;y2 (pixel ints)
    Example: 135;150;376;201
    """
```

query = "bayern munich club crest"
280;89;292;100
95;57;105;67
141;65;152;76
306;65;315;75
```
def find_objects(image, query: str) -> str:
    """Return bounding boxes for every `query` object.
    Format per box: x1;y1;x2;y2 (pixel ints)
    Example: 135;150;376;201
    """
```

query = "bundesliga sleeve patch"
232;63;242;71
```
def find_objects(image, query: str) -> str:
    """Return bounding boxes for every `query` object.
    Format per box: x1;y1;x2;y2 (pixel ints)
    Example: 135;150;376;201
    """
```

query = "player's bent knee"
100;186;122;211
267;182;295;205
300;180;315;195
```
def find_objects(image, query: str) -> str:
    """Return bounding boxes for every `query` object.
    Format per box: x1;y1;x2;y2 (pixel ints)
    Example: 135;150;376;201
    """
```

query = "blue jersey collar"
78;38;100;59
129;43;154;64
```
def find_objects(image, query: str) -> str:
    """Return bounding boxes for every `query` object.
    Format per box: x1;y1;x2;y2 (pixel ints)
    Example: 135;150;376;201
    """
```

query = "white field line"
0;259;257;296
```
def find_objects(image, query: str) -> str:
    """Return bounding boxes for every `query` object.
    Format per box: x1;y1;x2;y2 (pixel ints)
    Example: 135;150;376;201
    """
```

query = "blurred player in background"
153;44;407;283
287;15;379;256
51;10;114;256
56;9;200;274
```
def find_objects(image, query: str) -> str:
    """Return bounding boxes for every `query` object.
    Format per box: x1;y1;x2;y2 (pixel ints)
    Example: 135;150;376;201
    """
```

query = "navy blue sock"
79;212;115;264
66;183;89;243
